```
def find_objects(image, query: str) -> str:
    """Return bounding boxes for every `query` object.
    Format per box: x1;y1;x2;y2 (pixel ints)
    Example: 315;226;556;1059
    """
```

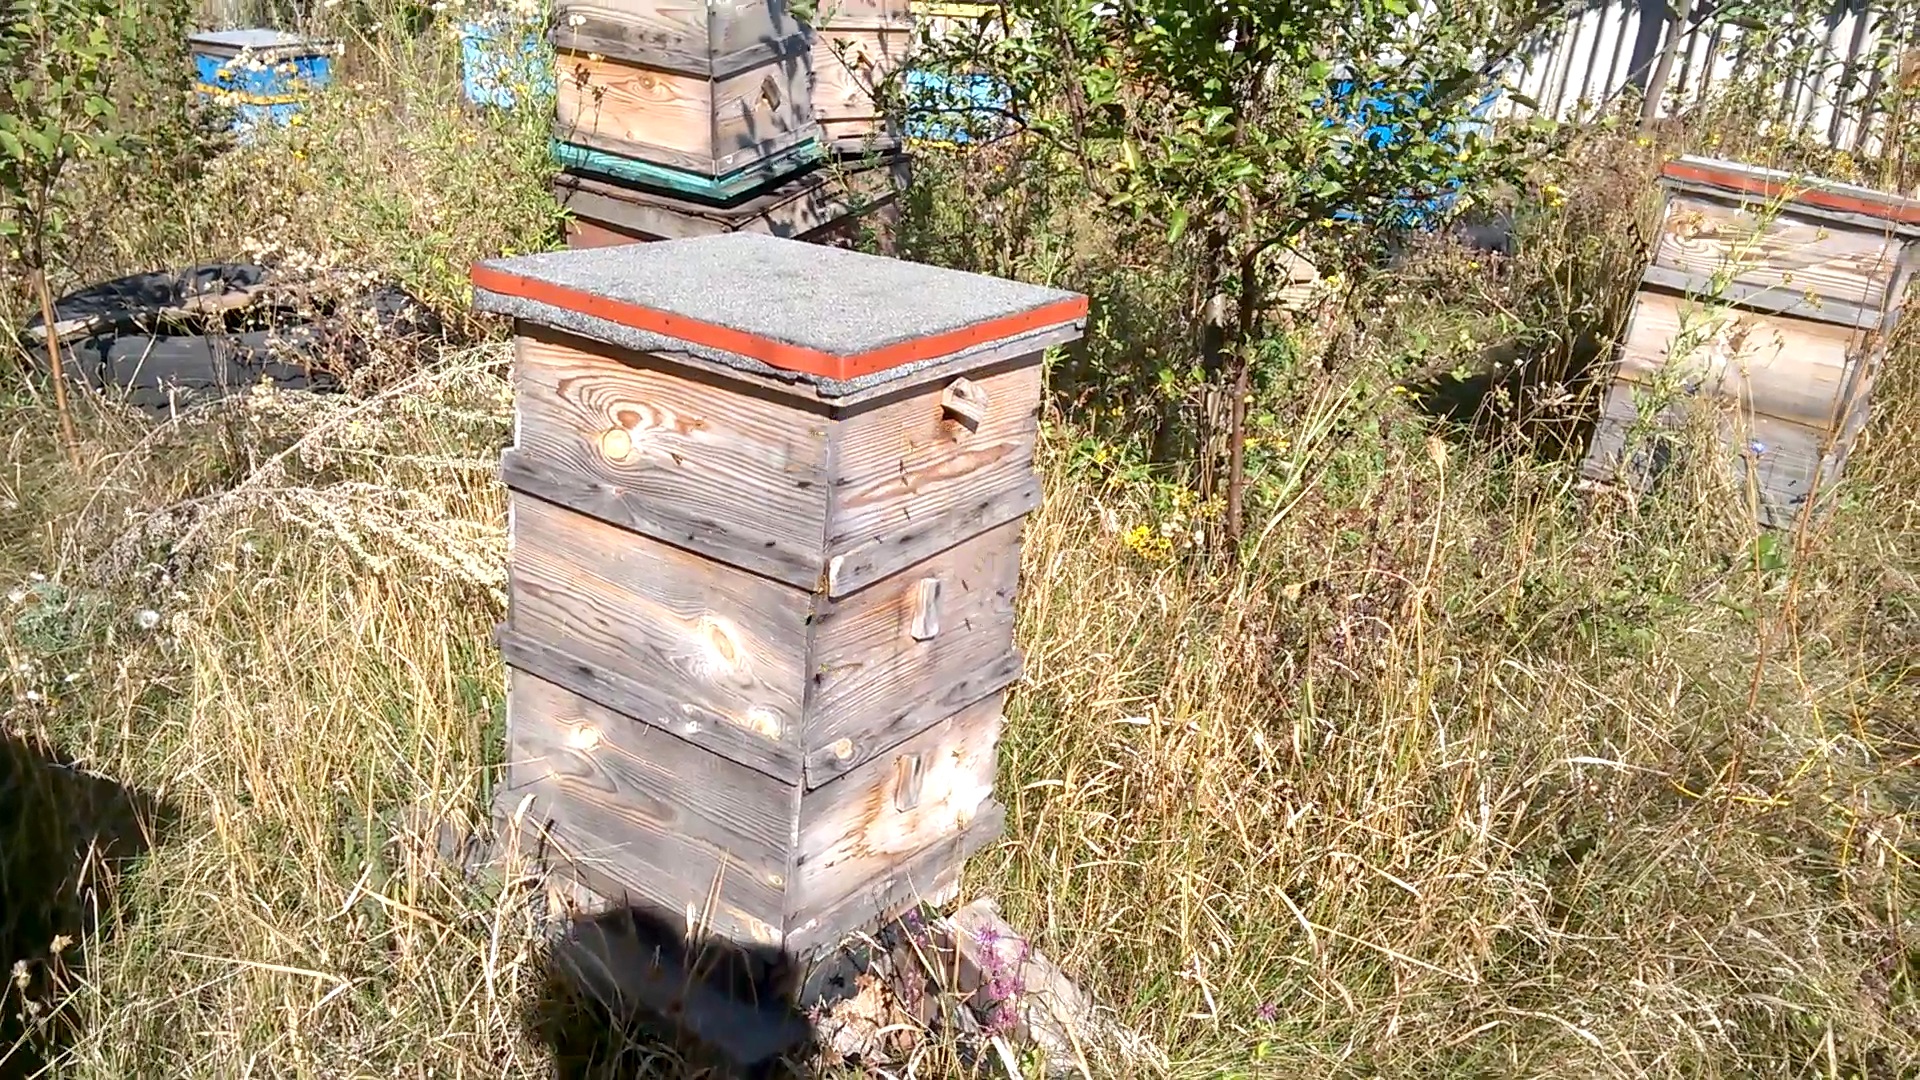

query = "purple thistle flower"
975;925;1001;949
1256;1002;1280;1023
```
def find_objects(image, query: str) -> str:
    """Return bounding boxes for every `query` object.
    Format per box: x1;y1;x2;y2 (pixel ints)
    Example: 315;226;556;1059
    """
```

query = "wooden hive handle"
894;752;926;810
910;576;942;640
846;38;875;74
757;73;782;111
941;376;988;431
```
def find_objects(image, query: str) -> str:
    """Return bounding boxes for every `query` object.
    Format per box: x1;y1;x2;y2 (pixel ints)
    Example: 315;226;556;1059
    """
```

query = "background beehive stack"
1581;155;1920;527
808;0;914;154
548;0;913;246
470;234;1087;1027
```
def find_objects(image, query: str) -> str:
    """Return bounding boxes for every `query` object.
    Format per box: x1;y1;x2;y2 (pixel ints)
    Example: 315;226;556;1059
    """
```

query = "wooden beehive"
1582;155;1920;527
472;234;1086;965
556;150;909;247
806;0;913;150
551;0;820;198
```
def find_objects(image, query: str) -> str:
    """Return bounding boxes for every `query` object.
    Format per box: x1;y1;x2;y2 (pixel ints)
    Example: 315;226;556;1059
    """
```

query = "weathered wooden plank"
1655;191;1907;311
555;52;715;164
553;49;814;177
790;693;1002;924
551;3;808;78
810;25;911;141
503;325;831;588
1639;265;1885;331
812;0;913;26
500;626;805;792
785;799;1005;956
711;56;816;173
1616;289;1861;430
1581;377;1835;528
507;492;811;770
505;306;1077;416
826;359;1044;597
805;517;1023;785
503;668;794;947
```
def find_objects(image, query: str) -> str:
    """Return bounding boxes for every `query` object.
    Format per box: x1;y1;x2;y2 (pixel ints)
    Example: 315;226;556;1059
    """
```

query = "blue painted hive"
190;29;340;135
903;69;1013;147
1321;77;1504;229
459;18;554;110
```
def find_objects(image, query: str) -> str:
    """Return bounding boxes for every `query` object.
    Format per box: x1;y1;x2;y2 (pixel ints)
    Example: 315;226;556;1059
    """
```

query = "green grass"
1;22;1917;1080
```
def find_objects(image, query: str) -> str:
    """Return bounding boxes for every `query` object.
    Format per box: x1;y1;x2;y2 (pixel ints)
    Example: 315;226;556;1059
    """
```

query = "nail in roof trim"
470;233;1090;384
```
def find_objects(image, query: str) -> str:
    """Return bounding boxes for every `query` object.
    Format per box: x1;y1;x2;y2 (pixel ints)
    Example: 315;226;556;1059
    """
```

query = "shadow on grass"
1402;326;1616;463
0;731;173;1079
521;895;828;1080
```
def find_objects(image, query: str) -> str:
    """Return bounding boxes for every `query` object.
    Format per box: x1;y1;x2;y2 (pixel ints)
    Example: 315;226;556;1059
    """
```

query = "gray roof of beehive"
470;233;1088;395
188;28;336;55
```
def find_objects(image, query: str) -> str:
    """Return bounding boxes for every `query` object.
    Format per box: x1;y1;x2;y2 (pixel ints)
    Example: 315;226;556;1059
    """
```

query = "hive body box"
808;0;914;151
188;29;340;135
1582;155;1920;527
550;0;820;198
473;234;1086;961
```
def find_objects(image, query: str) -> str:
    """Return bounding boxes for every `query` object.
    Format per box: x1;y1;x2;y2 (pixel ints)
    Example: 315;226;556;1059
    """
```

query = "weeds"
0;16;1916;1080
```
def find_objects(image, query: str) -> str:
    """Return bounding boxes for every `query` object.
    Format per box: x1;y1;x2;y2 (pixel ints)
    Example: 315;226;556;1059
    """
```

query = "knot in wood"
598;426;635;461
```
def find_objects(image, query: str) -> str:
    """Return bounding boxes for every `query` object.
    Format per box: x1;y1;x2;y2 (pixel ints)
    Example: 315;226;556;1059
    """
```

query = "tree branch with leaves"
917;0;1574;552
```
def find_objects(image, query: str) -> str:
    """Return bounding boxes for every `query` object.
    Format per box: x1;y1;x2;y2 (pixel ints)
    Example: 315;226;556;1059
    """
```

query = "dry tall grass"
1;31;1916;1080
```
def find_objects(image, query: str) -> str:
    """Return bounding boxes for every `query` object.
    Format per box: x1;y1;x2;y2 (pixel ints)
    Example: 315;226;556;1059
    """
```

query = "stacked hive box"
1582;155;1920;527
188;29;340;137
472;234;1087;970
809;0;914;153
549;0;912;246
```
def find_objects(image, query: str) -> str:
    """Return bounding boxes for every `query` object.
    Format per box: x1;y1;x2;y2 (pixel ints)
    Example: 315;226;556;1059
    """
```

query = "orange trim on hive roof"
468;264;1091;382
1661;159;1920;226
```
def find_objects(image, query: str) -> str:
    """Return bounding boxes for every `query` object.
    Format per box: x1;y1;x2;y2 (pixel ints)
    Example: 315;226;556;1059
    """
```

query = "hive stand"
1582;155;1920;527
550;0;820;201
556;148;909;249
471;234;1085;1062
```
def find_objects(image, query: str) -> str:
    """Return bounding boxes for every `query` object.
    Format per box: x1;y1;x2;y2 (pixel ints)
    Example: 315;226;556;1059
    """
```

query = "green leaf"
1166;206;1190;244
0;128;22;162
19;125;52;158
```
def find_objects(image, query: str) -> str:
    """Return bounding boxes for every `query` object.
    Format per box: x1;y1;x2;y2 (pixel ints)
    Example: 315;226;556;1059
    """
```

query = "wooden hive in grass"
1582;155;1920;527
471;233;1086;965
550;0;821;200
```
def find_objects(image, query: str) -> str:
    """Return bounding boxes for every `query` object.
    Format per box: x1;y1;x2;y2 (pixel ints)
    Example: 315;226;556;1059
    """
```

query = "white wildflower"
135;609;161;630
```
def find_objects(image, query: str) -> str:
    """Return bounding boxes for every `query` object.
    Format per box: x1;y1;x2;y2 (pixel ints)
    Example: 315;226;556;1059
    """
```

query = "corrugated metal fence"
1494;0;1919;155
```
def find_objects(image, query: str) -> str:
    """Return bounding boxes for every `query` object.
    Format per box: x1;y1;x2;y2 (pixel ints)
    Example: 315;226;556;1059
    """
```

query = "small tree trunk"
1639;1;1691;130
1223;245;1265;558
1196;224;1231;502
1224;346;1251;552
34;267;82;471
